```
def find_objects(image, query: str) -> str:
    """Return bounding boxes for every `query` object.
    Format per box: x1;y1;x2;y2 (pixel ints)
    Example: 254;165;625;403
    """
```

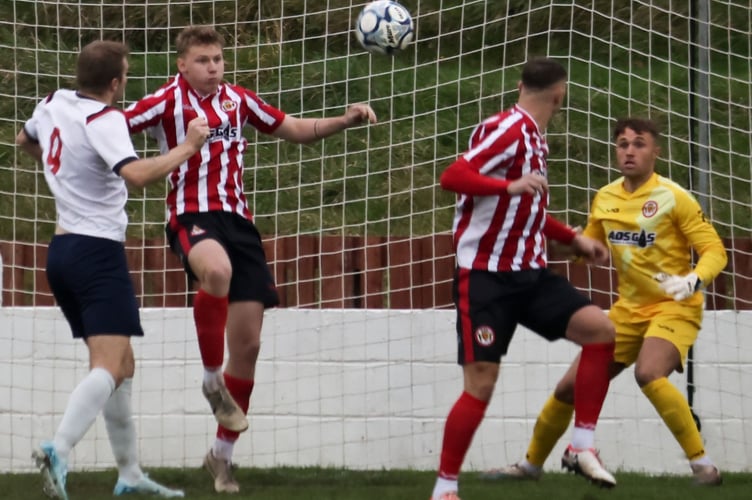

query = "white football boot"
561;444;616;488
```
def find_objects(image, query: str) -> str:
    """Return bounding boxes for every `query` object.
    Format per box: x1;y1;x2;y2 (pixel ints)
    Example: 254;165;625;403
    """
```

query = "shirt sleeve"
86;108;140;172
440;156;511;195
583;191;606;244
543;214;577;244
23;97;48;143
241;88;286;134
674;190;728;283
123;85;170;136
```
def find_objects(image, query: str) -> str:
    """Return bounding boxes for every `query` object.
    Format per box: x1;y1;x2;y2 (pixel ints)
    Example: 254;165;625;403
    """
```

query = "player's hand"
344;103;377;126
571;234;609;265
507;173;549;196
653;272;701;301
185;117;210;150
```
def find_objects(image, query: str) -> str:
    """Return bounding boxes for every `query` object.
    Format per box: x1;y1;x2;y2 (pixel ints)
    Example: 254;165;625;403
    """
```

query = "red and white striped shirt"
449;105;550;271
125;74;285;224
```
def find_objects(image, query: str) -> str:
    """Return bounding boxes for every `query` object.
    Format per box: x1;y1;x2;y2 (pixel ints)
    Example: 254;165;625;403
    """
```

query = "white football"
355;1;415;55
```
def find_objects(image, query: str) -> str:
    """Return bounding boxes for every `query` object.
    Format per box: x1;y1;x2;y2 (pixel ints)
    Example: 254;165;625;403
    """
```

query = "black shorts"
453;267;591;365
166;211;279;307
46;234;143;338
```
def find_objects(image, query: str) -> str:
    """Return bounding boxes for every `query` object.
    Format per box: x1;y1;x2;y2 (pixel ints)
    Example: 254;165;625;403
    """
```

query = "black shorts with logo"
166;211;279;307
453;267;591;365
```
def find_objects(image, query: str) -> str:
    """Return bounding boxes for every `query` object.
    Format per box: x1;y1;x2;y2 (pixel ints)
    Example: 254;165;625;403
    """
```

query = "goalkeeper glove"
653;272;702;301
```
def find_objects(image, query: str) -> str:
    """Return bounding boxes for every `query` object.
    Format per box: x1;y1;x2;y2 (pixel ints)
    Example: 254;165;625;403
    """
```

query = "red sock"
574;342;614;429
193;289;228;369
438;391;488;479
217;373;254;442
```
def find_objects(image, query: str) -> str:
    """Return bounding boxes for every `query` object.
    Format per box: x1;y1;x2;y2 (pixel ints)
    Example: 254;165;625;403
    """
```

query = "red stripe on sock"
193;289;228;368
438;391;488;479
574;342;614;429
217;373;254;442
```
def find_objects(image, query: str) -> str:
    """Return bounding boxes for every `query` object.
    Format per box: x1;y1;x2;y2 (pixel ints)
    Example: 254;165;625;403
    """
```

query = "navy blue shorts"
166;211;279;307
453;267;592;365
46;234;143;338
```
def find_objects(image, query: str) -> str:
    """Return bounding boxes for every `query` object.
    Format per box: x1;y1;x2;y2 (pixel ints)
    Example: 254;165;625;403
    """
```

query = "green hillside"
1;1;749;241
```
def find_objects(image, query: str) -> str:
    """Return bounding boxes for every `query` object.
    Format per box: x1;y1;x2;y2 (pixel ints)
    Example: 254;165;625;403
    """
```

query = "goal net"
1;0;750;475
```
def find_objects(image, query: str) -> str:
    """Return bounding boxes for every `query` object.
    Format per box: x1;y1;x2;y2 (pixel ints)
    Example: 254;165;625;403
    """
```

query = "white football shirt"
23;89;139;241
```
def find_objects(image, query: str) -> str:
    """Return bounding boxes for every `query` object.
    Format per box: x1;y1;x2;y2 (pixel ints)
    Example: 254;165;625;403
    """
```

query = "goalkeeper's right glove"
653;272;701;301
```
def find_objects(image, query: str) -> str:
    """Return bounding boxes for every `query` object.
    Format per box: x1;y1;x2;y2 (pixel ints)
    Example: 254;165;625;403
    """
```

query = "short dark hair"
176;25;225;57
521;57;567;90
76;40;129;94
612;117;661;141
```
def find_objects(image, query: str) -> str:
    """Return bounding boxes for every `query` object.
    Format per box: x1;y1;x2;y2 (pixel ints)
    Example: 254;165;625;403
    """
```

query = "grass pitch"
2;467;751;500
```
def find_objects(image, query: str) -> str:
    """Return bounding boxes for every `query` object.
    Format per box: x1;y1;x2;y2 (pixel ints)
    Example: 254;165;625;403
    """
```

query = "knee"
230;333;261;363
568;307;615;345
199;263;232;293
594;318;616;344
463;363;499;402
243;338;261;360
111;356;134;387
553;379;575;405
634;366;662;388
121;353;135;381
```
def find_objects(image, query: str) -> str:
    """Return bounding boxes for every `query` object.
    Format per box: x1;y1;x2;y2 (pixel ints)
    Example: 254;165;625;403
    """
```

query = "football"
355;1;414;55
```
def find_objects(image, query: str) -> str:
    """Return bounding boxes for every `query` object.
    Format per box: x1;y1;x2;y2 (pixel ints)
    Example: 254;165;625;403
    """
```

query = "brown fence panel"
385;237;415;308
0;241;53;306
2;236;751;310
295;235;319;308
140;239;191;307
356;236;387;308
319;236;349;308
262;236;286;305
413;234;454;309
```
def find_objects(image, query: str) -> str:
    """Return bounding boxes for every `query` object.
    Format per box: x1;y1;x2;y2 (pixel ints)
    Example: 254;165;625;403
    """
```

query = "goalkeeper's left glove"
653;272;702;301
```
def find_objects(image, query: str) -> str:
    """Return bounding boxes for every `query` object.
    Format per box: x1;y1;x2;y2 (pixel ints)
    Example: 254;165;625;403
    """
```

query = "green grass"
2;467;751;500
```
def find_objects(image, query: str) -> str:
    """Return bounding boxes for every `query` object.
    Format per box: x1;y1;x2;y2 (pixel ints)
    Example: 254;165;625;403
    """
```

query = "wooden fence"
1;236;750;310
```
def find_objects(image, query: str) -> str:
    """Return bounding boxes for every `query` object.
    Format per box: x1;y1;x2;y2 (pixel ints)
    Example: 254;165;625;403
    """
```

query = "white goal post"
1;0;751;475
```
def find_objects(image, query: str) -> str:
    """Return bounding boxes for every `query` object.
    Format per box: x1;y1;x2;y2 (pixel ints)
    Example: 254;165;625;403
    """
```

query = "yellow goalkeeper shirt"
584;173;727;308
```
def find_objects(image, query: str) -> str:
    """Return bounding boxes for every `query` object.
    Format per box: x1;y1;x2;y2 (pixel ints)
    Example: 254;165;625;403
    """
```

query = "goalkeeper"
487;117;728;485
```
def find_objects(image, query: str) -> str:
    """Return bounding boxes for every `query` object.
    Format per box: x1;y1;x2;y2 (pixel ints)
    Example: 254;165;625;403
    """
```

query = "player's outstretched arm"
15;129;43;162
272;103;377;144
440;157;515;195
119;117;209;188
570;234;609;265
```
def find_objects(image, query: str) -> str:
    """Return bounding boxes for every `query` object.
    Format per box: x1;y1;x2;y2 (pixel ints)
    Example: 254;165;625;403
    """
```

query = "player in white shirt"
16;40;209;500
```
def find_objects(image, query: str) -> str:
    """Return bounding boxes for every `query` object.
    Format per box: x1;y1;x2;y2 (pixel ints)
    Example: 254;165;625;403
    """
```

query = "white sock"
690;455;713;467
53;367;115;459
212;437;235;462
519;459;541;473
103;378;143;484
431;476;458;499
203;369;223;392
570;426;595;450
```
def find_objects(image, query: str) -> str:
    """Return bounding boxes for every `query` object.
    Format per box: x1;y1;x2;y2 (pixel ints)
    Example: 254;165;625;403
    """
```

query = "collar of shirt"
176;73;222;101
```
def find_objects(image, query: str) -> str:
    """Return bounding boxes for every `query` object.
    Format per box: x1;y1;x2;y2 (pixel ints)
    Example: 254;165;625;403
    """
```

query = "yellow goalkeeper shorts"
608;299;703;370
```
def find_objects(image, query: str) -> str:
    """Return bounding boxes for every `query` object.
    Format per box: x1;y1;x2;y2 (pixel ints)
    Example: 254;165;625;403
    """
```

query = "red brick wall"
1;236;749;310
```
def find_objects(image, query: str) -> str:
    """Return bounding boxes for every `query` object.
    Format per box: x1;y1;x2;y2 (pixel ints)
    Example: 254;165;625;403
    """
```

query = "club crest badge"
474;325;495;346
642;200;658;218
